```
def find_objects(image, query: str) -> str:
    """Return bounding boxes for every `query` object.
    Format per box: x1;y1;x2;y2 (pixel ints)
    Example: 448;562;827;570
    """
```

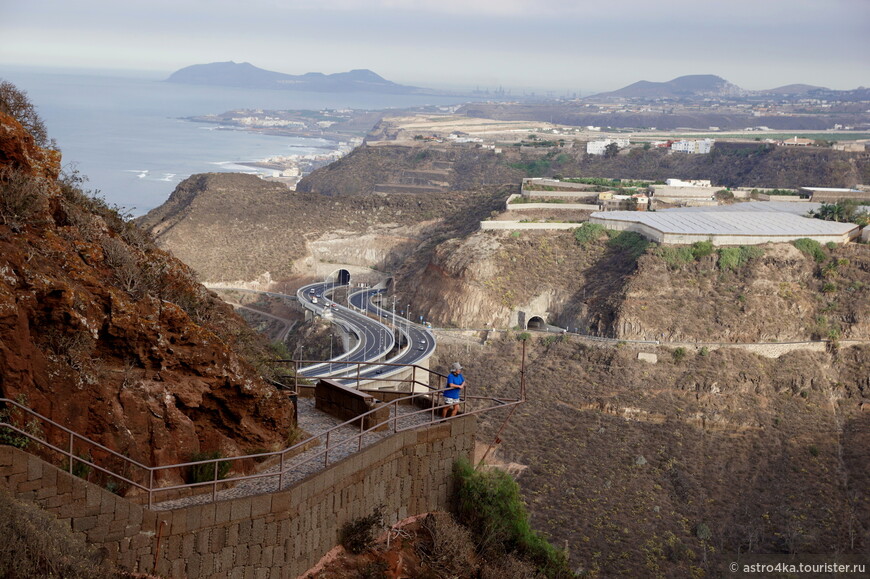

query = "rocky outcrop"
137;154;508;284
614;242;870;342
0;111;294;486
405;226;870;342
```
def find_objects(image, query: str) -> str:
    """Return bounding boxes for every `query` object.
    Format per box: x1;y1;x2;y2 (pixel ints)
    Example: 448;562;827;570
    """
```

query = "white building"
670;139;714;154
587;138;630;155
665;179;712;188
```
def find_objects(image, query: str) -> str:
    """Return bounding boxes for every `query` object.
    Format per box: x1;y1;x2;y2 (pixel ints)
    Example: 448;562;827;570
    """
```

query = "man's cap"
450;362;462;372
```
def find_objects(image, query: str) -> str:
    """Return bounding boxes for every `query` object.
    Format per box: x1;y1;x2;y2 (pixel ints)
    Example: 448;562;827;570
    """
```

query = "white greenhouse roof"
591;202;857;237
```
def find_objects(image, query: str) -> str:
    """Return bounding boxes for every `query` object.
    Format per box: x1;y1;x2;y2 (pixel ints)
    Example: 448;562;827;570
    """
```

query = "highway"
348;288;436;366
296;281;435;383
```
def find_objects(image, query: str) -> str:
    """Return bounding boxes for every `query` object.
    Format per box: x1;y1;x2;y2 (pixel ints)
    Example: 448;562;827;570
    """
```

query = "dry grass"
0;490;120;578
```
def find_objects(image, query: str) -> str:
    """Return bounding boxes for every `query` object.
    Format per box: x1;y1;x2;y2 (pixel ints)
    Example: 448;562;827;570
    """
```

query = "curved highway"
294;281;436;383
348;289;436;366
212;282;435;383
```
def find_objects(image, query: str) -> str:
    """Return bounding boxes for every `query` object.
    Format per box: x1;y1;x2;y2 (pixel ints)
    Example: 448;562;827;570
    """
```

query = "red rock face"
0;111;295;487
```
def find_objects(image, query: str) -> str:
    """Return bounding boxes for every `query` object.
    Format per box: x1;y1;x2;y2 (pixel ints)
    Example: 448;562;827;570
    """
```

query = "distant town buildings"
780;137;814;147
665;179;712;188
587;138;630;155
833;142;867;153
801;187;870;204
670;138;714;154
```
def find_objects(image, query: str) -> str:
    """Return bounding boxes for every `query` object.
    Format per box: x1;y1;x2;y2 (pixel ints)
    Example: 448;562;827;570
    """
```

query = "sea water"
0;66;471;216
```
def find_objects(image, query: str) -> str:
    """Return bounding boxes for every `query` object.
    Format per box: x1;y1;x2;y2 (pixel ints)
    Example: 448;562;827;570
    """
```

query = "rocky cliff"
615;242;870;342
138;163;508;284
401;229;870;342
403;229;637;332
0;111;294;486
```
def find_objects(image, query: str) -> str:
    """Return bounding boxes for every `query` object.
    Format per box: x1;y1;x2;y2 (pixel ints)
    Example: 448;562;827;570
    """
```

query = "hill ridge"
167;61;428;94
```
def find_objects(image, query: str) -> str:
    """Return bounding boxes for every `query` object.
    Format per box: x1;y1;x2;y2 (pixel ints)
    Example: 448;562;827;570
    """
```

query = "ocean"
0;66;472;216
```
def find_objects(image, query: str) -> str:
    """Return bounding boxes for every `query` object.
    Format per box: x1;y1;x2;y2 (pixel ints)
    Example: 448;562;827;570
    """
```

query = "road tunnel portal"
326;269;351;285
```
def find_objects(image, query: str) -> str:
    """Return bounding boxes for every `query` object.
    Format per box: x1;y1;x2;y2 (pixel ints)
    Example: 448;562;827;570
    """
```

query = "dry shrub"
480;554;541;579
417;512;477;577
0;489;118;578
101;236;144;296
0;166;49;227
0;80;50;148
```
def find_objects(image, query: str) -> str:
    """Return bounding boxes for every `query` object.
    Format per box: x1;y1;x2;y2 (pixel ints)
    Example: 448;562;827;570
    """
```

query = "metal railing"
0;362;522;510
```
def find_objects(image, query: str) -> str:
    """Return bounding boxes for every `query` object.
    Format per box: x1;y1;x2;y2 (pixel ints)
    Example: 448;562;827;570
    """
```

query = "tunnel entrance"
326;269;351;285
527;316;547;330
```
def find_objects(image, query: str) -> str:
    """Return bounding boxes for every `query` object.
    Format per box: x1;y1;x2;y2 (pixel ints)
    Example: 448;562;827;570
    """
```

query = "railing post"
212;461;218;503
324;431;331;466
278;453;285;491
149;470;154;509
68;433;74;474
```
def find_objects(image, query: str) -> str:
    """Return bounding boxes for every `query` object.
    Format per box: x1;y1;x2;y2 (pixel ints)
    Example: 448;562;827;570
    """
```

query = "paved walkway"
152;396;436;511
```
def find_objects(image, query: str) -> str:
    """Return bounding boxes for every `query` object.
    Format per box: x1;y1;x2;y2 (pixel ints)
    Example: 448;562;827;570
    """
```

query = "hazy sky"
2;0;868;93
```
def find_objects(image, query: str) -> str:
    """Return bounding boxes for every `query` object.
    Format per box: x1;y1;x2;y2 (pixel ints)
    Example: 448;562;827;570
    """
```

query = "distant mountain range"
594;75;742;99
590;74;867;101
167;61;439;95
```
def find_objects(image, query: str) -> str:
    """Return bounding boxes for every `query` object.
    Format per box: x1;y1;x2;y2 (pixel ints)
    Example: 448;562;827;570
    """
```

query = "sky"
1;0;869;94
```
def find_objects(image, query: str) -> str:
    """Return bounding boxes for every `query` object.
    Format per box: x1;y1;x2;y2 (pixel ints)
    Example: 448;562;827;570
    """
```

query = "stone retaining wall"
480;221;580;231
0;415;476;578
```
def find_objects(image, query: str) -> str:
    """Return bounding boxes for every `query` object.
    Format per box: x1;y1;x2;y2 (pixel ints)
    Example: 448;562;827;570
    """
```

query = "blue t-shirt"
445;372;464;399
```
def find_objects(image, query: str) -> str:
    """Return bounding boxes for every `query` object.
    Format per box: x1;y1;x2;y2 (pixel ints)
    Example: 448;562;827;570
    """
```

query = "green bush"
187;451;231;484
691;240;714;259
71;452;92;480
339;505;385;555
607;231;650;259
792;238;826;263
672;347;687;363
454;459;573;578
654;240;714;269
0;397;42;450
717;246;764;271
656;246;694;268
573;222;605;246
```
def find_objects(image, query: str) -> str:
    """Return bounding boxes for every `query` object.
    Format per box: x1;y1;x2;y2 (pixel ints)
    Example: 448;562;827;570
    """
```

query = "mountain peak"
167;62;416;94
594;74;741;100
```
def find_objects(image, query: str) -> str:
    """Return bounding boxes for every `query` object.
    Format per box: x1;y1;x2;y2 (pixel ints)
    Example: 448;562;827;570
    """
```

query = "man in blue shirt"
442;362;465;418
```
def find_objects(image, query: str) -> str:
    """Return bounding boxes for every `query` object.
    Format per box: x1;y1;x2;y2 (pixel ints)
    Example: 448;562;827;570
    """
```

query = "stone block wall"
0;445;166;573
315;379;390;430
0;414;476;578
